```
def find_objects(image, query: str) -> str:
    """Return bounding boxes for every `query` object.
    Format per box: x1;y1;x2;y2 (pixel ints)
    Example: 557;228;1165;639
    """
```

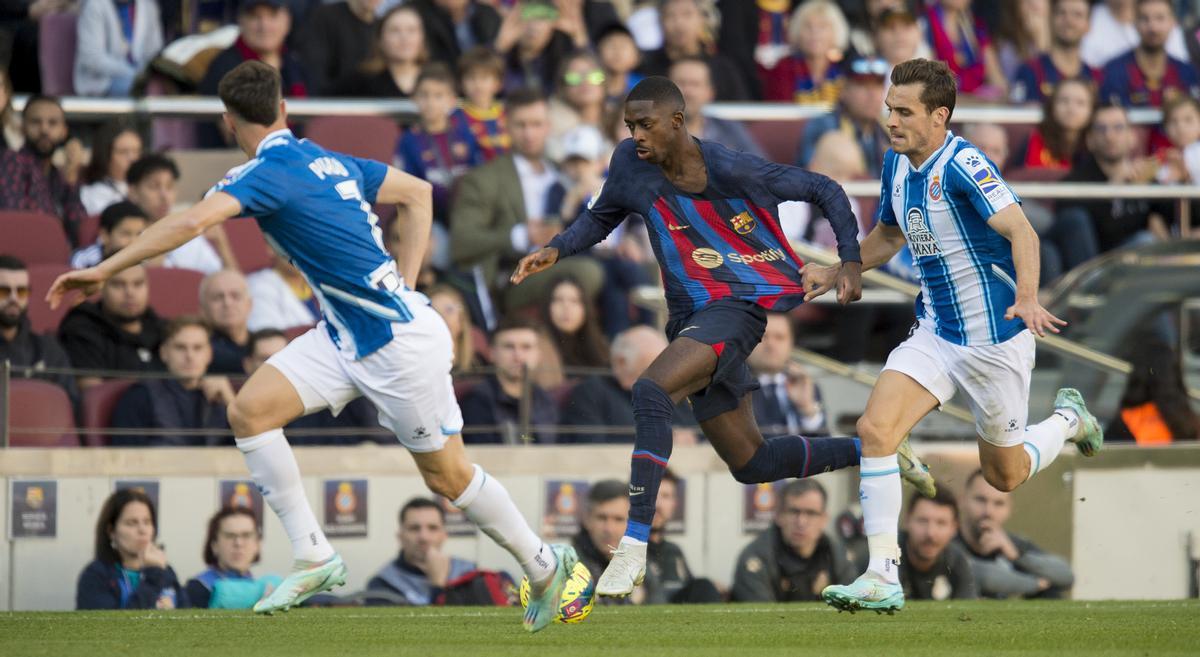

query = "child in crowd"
395;62;484;227
1157;95;1200;185
454;47;510;162
597;24;644;103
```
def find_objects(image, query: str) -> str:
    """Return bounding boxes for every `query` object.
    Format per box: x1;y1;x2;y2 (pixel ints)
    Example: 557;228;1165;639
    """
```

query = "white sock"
453;465;556;585
237;429;334;563
860;454;902;584
1022;411;1075;481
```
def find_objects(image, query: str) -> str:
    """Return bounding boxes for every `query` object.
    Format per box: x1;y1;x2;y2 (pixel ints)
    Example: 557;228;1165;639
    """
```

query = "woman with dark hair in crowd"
76;488;189;609
993;0;1051;79
79;121;144;215
1108;339;1200;445
1015;78;1095;171
427;283;479;372
333;4;427;97
185;507;281;609
542;276;609;370
637;0;748;101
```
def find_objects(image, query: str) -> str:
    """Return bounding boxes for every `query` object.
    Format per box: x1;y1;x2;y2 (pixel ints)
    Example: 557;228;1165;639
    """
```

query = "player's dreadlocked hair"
218;60;282;126
625;76;685;114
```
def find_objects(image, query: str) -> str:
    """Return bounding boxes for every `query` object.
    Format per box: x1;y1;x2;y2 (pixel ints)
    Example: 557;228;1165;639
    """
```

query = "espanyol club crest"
335;482;357;514
928;175;942;201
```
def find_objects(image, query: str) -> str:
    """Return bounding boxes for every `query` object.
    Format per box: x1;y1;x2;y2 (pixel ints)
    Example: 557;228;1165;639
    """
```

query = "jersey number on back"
335;179;401;293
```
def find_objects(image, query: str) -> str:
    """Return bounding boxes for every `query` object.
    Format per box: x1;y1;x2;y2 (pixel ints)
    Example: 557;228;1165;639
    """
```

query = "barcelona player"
48;61;575;632
511;76;934;598
804;59;1104;614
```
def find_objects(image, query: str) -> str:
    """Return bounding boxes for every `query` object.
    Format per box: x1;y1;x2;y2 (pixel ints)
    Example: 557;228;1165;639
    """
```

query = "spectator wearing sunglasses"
0;255;79;405
548;50;612;163
795;56;889;176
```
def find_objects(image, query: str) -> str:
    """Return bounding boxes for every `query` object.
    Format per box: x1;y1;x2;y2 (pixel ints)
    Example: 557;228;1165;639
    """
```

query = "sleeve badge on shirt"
730;211;757;235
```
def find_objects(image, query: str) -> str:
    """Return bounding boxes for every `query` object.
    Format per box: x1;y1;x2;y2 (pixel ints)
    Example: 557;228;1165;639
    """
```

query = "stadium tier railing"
9;97;1168;125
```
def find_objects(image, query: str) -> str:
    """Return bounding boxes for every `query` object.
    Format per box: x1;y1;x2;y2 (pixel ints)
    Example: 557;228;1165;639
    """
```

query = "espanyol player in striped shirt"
804;59;1104;615
511;76;935;601
47;61;576;632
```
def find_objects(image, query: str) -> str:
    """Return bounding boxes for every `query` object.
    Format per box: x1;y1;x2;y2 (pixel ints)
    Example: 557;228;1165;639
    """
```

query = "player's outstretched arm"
376;167;433;286
46;192;242;309
987;205;1067;337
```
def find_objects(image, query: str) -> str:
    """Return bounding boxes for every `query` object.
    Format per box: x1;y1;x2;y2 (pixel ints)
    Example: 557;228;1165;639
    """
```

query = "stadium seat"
145;267;205;317
5;379;78;447
38;12;77;95
747;119;807;165
453;378;480;402
305;116;401;164
0;211;71;265
76;214;101;250
25;263;74;334
81;379;135;447
171;149;246;204
224;219;272;273
549;381;578;410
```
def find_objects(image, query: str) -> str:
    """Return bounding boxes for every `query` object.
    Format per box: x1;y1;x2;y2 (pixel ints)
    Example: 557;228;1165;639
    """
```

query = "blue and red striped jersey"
1099;50;1200;108
548;138;861;317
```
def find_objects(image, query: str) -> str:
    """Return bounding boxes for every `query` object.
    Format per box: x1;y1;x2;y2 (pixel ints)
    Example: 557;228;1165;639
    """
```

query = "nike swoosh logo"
679;325;700;333
668;224;689;231
628;490;645;496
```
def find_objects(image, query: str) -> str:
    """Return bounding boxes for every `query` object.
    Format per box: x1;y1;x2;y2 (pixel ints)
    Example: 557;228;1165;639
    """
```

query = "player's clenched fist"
510;247;560;285
800;263;837;302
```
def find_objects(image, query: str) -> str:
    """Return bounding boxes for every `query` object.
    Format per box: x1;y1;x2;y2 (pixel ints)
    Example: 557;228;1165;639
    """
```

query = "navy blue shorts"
665;298;768;423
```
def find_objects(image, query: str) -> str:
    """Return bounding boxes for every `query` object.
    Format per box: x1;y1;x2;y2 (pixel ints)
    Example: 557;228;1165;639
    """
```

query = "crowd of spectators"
74;465;1075;608
2;0;1199;448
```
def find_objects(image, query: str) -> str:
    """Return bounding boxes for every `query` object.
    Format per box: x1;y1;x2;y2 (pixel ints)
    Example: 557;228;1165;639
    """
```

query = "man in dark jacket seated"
732;479;855;601
572;479;633;605
58;263;166;390
0;255;78;405
561;325;697;443
365;498;476;605
460;316;559;444
110;316;233;446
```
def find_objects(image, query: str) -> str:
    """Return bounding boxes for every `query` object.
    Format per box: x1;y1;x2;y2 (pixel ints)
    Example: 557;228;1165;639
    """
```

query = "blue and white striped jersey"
212;129;422;360
878;132;1025;346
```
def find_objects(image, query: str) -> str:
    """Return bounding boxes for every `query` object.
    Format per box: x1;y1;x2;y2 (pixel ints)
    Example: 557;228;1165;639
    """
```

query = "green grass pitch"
3;601;1198;657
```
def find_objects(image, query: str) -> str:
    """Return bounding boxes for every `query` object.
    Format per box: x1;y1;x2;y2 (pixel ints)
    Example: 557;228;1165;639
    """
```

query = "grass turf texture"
3;600;1197;657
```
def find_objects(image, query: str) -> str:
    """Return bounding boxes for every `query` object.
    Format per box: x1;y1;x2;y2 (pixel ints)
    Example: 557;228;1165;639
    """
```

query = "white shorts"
882;320;1035;447
266;303;464;452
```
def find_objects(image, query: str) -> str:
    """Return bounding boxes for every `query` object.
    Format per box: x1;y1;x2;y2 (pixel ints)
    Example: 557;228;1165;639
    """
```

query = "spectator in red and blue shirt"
1010;0;1097;104
394;62;483;224
924;0;1006;97
0;95;87;247
1099;0;1199;108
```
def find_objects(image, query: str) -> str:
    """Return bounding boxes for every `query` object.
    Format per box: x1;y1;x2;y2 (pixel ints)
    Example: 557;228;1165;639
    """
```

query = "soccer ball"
518;562;595;623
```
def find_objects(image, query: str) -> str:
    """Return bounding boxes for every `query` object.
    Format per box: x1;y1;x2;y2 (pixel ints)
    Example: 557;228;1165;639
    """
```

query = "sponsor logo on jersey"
905;208;942;257
971;167;1002;194
692;247;790;269
730;211;757;235
928;175;942;201
726;248;788;264
668;223;690;231
692;248;724;269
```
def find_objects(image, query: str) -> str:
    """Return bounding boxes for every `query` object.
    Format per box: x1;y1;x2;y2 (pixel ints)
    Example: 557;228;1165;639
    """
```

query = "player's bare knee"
228;395;274;437
420;463;474;500
856;415;891;452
